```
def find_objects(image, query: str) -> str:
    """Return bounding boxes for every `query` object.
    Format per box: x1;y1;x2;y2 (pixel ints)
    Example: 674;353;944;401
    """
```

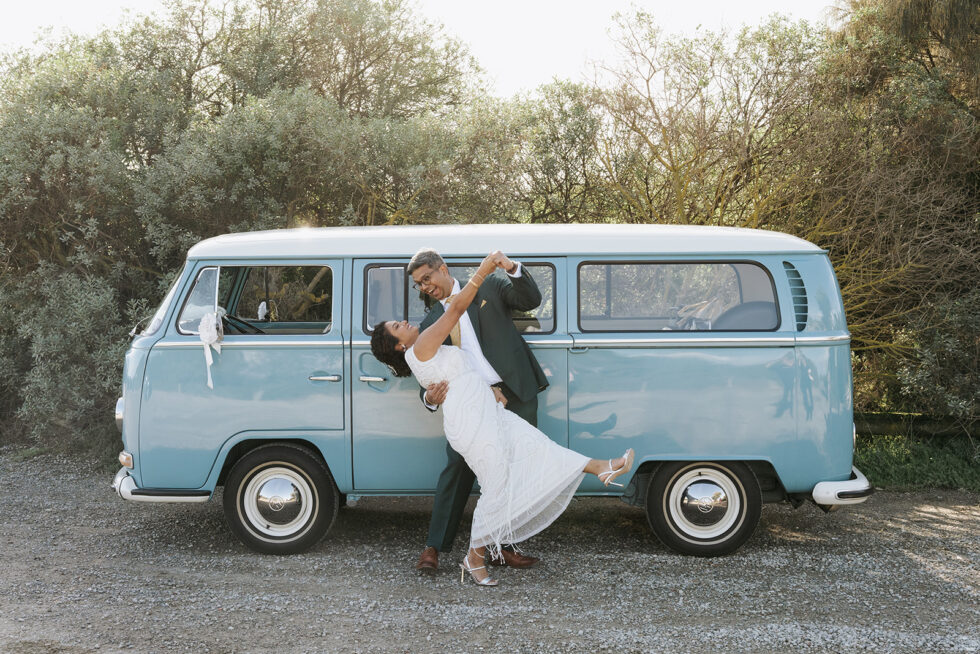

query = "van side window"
579;262;779;332
365;265;428;332
363;263;556;335
447;263;556;334
226;266;333;334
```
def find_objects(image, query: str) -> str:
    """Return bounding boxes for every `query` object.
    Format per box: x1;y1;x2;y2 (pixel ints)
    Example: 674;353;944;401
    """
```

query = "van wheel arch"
622;459;783;508
217;438;328;486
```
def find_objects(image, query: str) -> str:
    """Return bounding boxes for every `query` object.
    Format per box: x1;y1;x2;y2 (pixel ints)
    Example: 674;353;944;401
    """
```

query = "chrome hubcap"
679;480;729;526
242;466;316;538
256;477;303;524
667;466;743;542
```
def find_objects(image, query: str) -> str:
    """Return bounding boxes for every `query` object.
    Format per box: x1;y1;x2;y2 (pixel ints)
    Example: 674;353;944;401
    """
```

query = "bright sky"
1;0;836;97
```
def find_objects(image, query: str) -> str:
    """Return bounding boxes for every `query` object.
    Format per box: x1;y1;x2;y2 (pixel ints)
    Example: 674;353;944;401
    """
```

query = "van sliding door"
349;257;569;492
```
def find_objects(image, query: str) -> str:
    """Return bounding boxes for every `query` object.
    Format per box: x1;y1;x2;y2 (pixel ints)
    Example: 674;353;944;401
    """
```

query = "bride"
370;251;633;586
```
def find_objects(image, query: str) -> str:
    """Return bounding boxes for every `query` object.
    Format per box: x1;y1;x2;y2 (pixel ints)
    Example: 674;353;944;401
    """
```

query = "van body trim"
569;337;797;348
795;335;851;344
154;340;343;349
350;339;574;347
156;336;848;349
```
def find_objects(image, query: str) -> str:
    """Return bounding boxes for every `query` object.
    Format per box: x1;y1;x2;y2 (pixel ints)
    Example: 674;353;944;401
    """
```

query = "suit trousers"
426;386;538;552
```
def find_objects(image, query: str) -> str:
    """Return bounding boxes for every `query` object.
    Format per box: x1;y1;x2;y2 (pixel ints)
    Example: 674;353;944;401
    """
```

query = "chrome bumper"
811;466;873;506
112;468;210;503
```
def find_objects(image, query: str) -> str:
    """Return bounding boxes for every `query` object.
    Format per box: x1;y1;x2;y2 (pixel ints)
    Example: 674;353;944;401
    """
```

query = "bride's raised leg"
584;448;635;487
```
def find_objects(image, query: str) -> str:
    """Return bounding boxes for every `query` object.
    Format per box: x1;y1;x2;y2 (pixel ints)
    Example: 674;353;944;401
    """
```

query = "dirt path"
0;451;977;653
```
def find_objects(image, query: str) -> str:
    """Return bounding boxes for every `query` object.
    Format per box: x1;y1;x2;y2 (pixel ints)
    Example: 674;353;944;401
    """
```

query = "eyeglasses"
411;272;435;291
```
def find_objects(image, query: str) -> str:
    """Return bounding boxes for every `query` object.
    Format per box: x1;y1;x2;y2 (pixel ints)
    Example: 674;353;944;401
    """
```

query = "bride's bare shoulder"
407;345;436;363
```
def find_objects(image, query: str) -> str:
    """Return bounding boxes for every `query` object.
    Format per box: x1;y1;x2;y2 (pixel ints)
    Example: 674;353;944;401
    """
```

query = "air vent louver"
783;262;808;331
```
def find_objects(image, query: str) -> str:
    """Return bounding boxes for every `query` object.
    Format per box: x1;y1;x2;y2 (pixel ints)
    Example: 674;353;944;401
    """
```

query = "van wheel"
223;444;338;554
646;461;761;557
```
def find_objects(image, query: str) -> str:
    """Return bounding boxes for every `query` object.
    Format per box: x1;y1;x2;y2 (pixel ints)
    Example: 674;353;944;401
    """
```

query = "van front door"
139;261;346;489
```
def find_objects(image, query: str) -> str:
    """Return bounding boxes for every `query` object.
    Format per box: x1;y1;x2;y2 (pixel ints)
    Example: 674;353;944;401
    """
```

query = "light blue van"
112;224;872;556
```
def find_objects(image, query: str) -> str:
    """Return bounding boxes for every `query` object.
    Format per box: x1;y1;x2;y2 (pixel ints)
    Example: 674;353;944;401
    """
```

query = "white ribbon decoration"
199;311;224;389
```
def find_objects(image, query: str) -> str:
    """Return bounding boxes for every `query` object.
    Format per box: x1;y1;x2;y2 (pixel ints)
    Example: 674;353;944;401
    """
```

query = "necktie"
444;294;462;347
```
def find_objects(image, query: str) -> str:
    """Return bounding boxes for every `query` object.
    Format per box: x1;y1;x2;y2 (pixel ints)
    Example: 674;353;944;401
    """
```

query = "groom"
408;248;548;573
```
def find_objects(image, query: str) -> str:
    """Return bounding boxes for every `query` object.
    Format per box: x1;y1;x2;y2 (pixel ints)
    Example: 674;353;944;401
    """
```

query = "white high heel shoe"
598;448;635;487
460;554;498;587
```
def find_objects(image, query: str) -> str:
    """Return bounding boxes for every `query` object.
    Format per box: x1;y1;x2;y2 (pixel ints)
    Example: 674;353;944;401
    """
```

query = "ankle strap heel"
460;557;498;587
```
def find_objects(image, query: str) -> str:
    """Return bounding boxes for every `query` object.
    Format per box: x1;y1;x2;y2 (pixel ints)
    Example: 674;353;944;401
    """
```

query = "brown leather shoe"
489;548;540;568
416;546;438;574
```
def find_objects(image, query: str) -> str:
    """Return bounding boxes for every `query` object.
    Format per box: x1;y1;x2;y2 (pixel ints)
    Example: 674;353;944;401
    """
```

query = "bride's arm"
412;251;503;362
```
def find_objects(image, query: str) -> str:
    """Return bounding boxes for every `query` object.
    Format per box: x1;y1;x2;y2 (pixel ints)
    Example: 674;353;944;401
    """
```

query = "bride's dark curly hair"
370;321;413;377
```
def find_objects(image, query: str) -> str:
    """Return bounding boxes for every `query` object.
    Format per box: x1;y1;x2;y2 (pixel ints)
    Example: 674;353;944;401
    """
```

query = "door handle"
309;375;342;382
359;376;387;383
569;347;589;354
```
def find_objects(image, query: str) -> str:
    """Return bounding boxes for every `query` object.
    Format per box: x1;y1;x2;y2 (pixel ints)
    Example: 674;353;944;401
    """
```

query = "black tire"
646;461;761;557
223;443;338;554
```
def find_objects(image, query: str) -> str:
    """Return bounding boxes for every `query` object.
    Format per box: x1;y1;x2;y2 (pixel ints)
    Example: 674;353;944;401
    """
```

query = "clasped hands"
481;250;516;275
424;381;507;407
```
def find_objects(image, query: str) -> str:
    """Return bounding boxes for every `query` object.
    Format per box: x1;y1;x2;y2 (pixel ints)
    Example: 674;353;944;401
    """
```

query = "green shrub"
897;290;980;437
856;432;980;491
0;285;30;435
11;266;128;453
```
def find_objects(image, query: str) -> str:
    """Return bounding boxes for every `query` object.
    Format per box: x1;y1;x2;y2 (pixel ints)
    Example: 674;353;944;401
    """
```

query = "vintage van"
112;224;871;557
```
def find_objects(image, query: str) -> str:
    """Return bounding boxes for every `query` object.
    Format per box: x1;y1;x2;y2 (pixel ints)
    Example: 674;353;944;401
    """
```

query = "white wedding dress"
405;345;589;555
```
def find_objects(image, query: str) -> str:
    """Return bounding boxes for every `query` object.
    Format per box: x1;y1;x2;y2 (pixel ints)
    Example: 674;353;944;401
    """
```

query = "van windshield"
142;265;186;336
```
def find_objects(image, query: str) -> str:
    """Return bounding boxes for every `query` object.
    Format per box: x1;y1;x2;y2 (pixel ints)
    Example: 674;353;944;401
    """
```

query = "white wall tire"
223;444;338;554
646;461;761;557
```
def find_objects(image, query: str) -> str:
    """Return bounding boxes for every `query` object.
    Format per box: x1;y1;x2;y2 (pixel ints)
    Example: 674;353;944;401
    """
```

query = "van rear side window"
578;261;779;332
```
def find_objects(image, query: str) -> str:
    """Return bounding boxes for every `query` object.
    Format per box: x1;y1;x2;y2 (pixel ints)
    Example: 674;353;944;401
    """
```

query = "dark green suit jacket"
418;268;548;403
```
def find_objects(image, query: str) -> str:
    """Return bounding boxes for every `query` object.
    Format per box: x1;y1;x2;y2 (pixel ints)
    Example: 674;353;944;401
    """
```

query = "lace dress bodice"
405;345;474;389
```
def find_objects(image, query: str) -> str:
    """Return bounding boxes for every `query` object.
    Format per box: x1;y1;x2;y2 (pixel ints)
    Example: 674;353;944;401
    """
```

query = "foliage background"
0;0;977;458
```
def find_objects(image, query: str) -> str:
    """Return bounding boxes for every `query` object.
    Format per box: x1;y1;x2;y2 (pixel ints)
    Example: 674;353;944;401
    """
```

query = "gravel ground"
0;449;978;654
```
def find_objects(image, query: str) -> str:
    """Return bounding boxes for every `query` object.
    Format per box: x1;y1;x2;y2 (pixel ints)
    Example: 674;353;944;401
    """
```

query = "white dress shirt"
424;263;523;408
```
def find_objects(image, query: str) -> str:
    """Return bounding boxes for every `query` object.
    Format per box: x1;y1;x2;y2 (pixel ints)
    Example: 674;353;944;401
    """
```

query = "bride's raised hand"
477;251;500;278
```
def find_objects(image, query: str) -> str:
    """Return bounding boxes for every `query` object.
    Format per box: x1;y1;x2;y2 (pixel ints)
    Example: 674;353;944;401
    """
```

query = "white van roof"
187;224;825;260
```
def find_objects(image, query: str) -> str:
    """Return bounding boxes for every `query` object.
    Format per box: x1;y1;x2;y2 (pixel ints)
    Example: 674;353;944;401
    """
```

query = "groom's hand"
424;381;448;406
492;386;508;407
490;251;517;274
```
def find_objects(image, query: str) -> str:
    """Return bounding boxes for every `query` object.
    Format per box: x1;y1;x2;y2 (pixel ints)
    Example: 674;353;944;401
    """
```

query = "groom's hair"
370;322;413;377
407;248;445;275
